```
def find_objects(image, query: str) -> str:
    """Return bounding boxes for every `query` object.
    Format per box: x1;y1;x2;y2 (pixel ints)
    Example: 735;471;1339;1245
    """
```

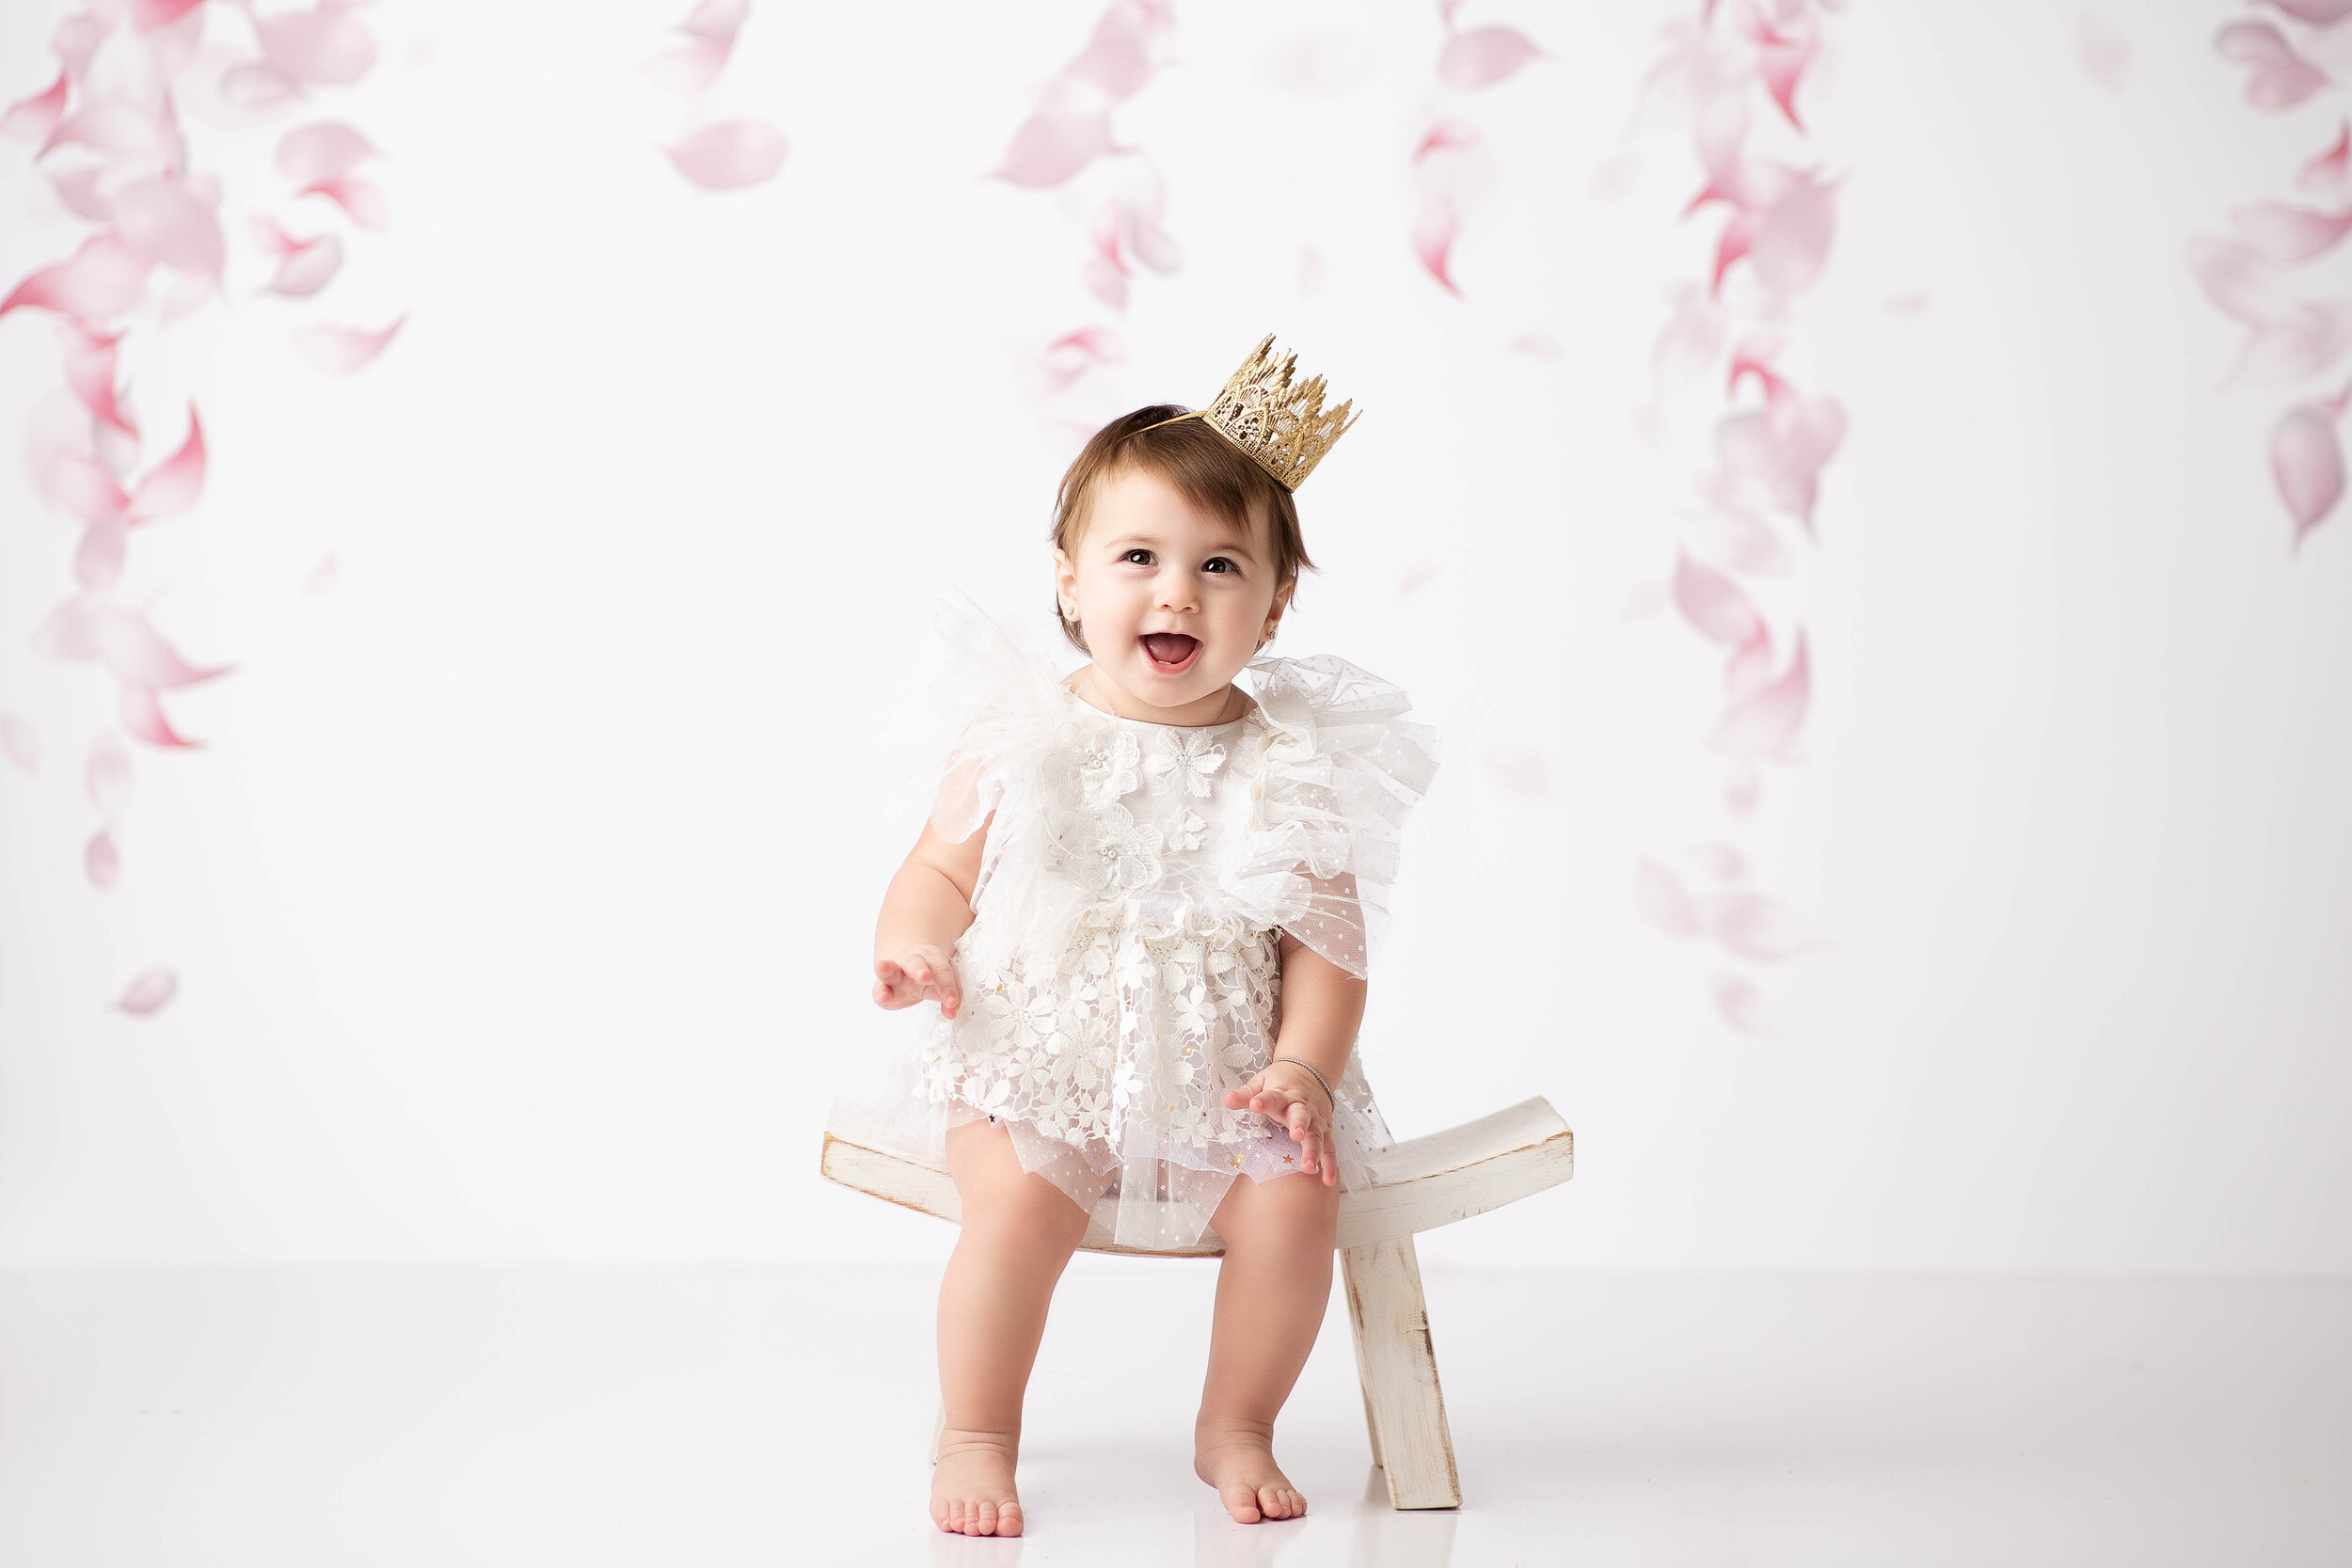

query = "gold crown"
1195;334;1360;491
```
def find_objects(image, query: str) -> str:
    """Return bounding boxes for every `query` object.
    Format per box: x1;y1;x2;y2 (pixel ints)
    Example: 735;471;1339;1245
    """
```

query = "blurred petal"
304;549;340;595
643;39;731;93
2231;300;2352;385
1711;973;1773;1035
116;967;178;1015
2272;403;2344;546
133;0;208;29
1413;119;1480;162
112;174;225;285
662;119;787;189
86;827;121;889
75;515;126;590
40;101;173;160
94;607;232;689
1412;198;1462;295
59;322;137;436
1067;6;1157;100
294;313;405;373
32;596;103;664
127;405;204;521
87;731;135;816
1;230;153;324
119;685;201;749
2230;199;2352;263
2298;119;2351;191
1635;856;1704;938
1744;8;1818;126
258;7;378;86
2188;235;2295;324
40;445;130;525
1263;30;1380;97
1708;630;1809;762
299;174;388;230
1082;253;1128;309
220;61;304;109
275;119;376;184
1438;24;1540;90
2;69;69;139
2268;0;2352;21
2076;13;2131;89
1672;549;1764;646
1748;168;1836;296
0;713;40;775
1702;890;1822;960
258;225;342;295
993;108;1109;188
49;164;111;221
1693;841;1748;882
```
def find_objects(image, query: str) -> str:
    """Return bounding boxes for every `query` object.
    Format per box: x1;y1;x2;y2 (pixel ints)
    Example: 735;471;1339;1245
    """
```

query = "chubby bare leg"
1195;1166;1341;1523
932;1117;1091;1538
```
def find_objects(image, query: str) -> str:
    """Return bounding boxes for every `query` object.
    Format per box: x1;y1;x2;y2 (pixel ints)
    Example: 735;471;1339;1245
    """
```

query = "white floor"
3;1262;2345;1566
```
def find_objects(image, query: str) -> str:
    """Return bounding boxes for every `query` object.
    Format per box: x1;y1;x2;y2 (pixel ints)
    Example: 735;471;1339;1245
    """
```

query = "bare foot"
931;1428;1024;1537
1195;1415;1307;1523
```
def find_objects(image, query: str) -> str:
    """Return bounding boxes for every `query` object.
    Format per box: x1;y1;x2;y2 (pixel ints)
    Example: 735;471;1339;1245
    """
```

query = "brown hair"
1049;404;1316;655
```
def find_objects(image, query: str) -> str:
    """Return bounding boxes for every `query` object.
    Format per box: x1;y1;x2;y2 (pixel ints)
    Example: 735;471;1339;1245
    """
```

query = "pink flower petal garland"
1626;0;1844;1037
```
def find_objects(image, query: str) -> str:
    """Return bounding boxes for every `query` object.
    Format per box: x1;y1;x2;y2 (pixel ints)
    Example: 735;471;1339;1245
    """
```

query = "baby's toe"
971;1500;997;1535
1221;1482;1263;1524
995;1501;1025;1537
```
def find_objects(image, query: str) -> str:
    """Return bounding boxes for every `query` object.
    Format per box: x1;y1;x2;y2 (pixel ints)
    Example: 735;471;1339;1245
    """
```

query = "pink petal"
2217;20;2296;63
40;101;173;160
1724;760;1761;816
0;231;153;324
49;164;111;221
2076;13;2131;89
1299;245;1326;295
119;686;201;749
2266;0;2352;21
54;15;106;82
0;714;40;775
112;174;226;285
2298;119;2351;191
2231;199;2352;263
1438;24;1541;90
220;61;304;109
76;515;126;590
1124;216;1181;274
2231;301;2352;385
1701;890;1822;961
1038;325;1126;390
1398;563;1440;594
1635;856;1704;938
259;225;342;296
87;732;135;816
1066;4;1159;101
258;7;379;86
1672;549;1764;646
680;0;749;41
1725;626;1775;695
1082;254;1128;310
2;69;70;139
1747;169;1836;297
1512;331;1562;358
115;967;178;1015
1708;630;1809;762
32;596;103;665
304;549;341;595
134;0;209;29
276;120;376;184
1413;119;1480;163
661;119;787;189
1708;205;1758;296
1885;292;1930;317
40;446;129;526
1710;973;1772;1035
299;174;389;230
2188;236;2295;325
86;827;121;889
1693;842;1748;882
643;39;732;94
2254;58;2330;112
1744;10;1818;127
93;607;232;689
2271;403;2344;546
993;108;1110;188
294;313;405;374
60;322;137;436
1413;199;1463;295
1263;30;1380;98
127;405;205;522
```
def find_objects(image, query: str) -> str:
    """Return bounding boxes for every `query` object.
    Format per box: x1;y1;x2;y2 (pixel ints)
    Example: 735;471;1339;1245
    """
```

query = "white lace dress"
846;594;1441;1251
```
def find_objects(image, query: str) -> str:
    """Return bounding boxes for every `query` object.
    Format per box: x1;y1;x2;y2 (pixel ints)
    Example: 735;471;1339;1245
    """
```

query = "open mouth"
1139;632;1200;673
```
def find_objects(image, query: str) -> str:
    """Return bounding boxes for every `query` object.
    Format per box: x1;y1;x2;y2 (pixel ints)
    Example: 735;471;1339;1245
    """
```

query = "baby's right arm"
872;812;990;1021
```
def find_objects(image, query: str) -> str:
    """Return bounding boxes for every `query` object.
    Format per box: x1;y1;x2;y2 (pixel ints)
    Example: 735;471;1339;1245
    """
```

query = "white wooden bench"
819;1095;1575;1509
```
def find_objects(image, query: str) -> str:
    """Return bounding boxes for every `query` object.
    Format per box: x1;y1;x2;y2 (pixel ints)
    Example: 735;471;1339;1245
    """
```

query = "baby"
867;340;1438;1537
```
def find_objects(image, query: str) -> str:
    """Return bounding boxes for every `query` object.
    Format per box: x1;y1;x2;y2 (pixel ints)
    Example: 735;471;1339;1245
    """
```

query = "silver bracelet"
1267;1055;1336;1112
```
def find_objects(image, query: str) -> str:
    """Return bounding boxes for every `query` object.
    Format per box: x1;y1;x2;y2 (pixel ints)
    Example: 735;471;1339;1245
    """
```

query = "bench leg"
929;1398;945;1465
1342;1234;1461;1509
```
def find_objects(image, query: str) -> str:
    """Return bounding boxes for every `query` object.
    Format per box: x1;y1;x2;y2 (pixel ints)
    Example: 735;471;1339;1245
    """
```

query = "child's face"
1054;464;1293;719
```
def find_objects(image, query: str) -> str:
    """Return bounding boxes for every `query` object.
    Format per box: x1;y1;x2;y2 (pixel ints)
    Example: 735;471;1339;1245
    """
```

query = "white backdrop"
2;0;2347;1273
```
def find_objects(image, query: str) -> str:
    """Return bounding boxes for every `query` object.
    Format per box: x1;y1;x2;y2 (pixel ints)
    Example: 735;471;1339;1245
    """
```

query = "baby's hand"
874;943;962;1019
1224;1062;1339;1187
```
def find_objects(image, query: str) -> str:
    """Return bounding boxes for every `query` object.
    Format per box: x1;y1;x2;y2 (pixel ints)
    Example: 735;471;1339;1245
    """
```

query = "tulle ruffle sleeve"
923;593;1072;845
1224;652;1440;980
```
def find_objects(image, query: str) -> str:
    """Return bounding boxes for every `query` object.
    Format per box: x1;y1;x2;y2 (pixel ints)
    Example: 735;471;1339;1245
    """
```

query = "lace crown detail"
1199;334;1361;492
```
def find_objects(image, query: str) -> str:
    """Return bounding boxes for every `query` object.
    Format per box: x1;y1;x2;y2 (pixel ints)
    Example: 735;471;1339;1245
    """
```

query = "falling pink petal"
1885;292;1929;317
1511;331;1562;358
1635;856;1704;938
1413;199;1462;295
1710;974;1773;1035
1708;631;1809;763
2232;301;2352;386
76;515;126;590
305;549;341;595
86;827;121;889
2232;199;2352;263
40;102;174;161
2265;0;2352;21
1708;205;1758;296
1693;842;1748;882
254;221;342;295
662;119;787;190
93;607;232;689
115;968;178;1015
119;686;201;749
112;174;225;286
258;6;379;86
1438;25;1541;90
299;174;389;230
993;108;1111;188
1672;550;1764;647
127;406;205;522
221;61;305;109
3;69;69;138
1413;119;1481;163
1124;215;1181;274
59;323;136;436
644;38;733;93
134;0;209;28
0;714;40;775
39;446;130;526
2077;14;2131;89
1082;254;1128;310
49;164;110;221
1724;760;1760;816
1702;890;1822;961
1398;563;1439;594
2216;23;2329;111
2188;236;2296;325
680;0;749;39
1725;626;1776;695
1263;30;1380;97
87;732;135;816
1747;169;1836;297
1038;325;1127;391
2299;119;2351;191
2272;403;2344;546
1;231;154;324
276;120;376;184
32;596;102;664
1743;9;1819;126
1299;245;1326;295
294;313;405;374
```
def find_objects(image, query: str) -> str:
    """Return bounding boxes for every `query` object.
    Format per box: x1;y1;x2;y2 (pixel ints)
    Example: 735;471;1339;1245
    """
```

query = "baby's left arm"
1224;930;1366;1186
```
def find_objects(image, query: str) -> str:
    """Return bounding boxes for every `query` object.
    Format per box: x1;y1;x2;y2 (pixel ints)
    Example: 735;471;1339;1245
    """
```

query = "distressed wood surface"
1344;1234;1460;1509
